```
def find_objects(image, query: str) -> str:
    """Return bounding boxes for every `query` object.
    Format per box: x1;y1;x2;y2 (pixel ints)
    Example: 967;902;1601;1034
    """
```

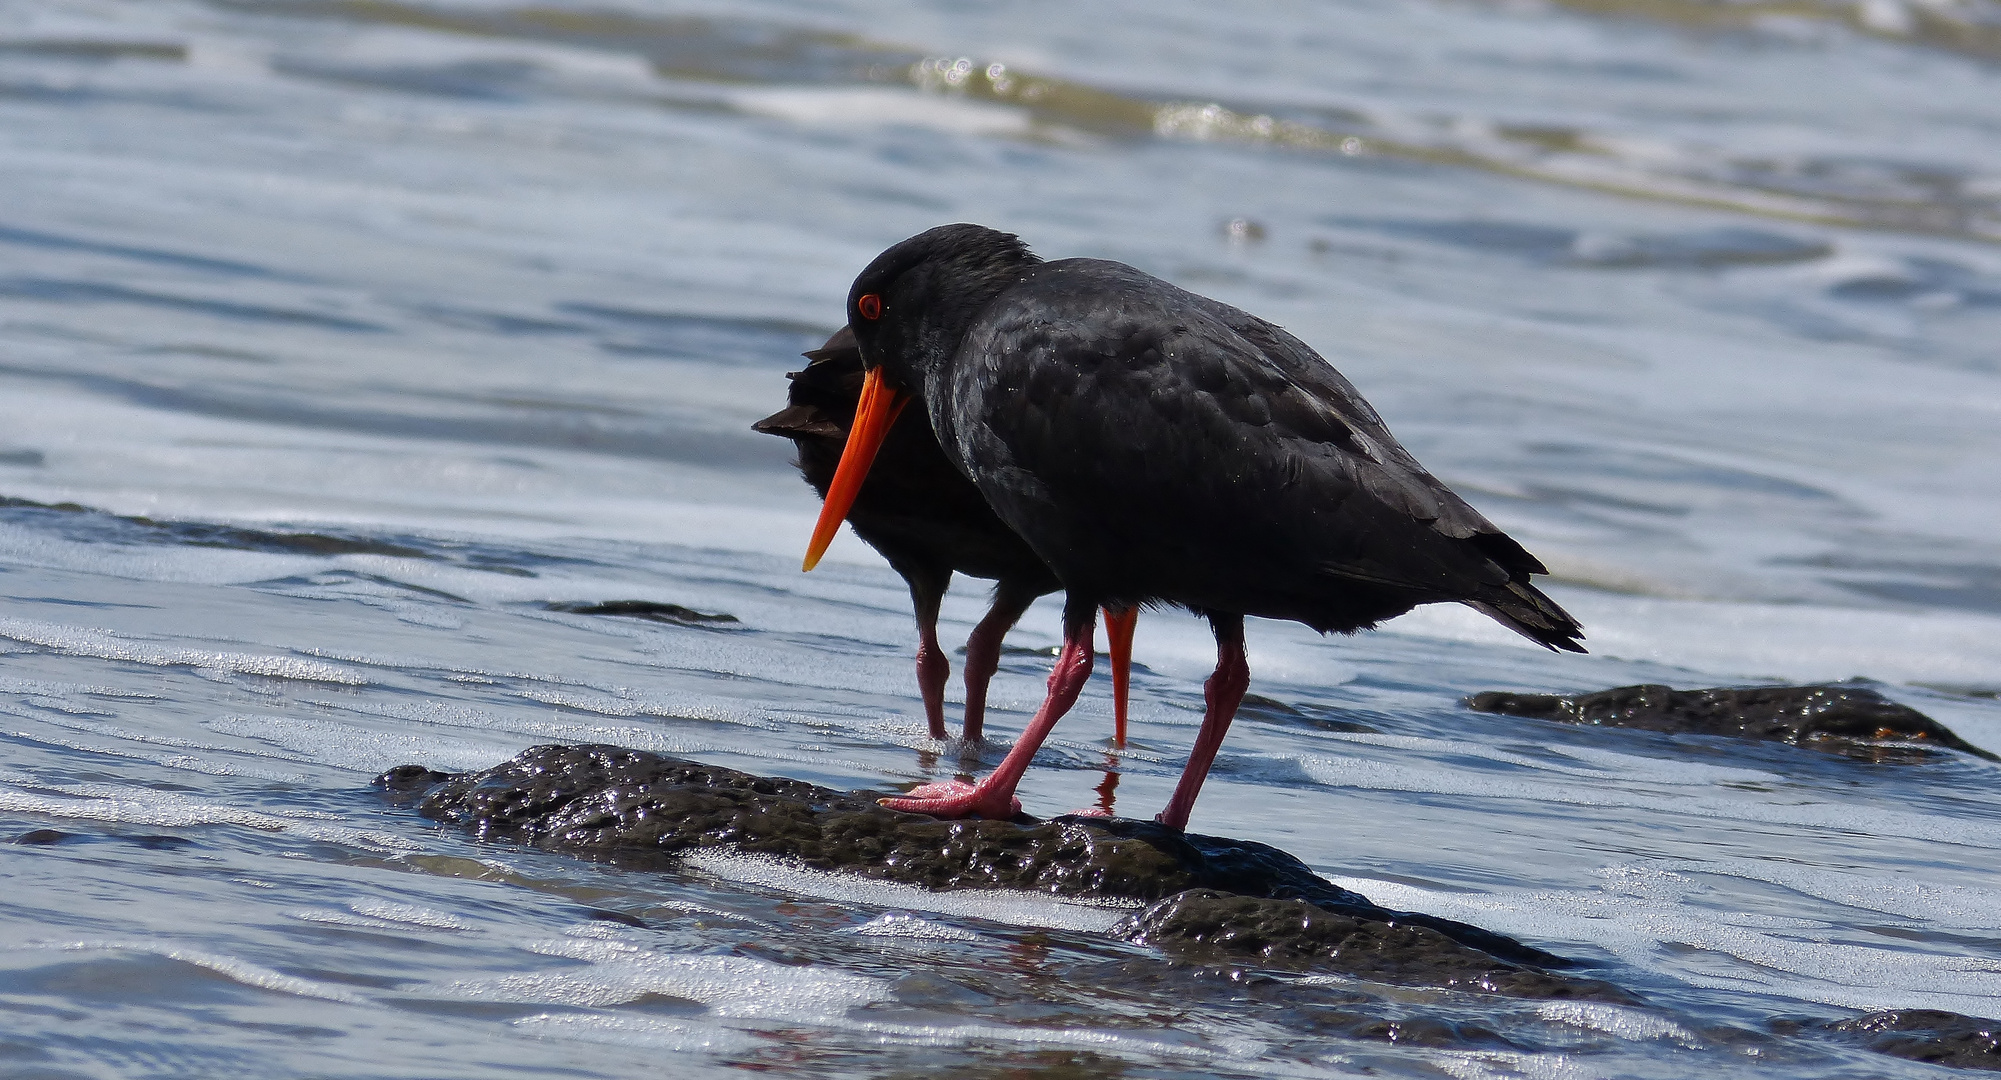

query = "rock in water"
1468;683;1997;762
543;600;738;625
1116;890;1635;1003
379;743;1616;994
1831;1009;2001;1070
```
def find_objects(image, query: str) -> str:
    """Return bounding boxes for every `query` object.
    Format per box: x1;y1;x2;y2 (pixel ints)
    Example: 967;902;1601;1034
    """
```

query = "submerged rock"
1117;890;1636;1003
380;743;1601;992
543;600;738;625
1468;683;1998;762
1832;1009;2001;1070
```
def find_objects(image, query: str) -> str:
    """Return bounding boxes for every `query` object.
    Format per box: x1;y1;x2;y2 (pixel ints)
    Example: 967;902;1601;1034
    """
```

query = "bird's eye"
857;293;883;320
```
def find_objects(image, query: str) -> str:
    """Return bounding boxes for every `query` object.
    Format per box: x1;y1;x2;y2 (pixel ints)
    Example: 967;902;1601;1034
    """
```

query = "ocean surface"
4;0;2001;1075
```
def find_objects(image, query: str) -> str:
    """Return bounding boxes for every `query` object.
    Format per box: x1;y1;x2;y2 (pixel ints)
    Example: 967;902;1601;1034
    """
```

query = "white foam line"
10;728;310;782
288;909;409;930
840;912;983;942
346;899;475;930
510;1013;763;1053
860;1018;1350;1078
20;941;364;1004
1659;857;2001;929
727;86;1033;138
848;1018;1222;1058
1327;870;2001;1016
446;940;890;1021
1285;733;1784;786
1534;1002;1699;1046
679;850;1139;934
0;782;417;851
519;1009;1340;1076
1433;1048;1604;1080
1293;755;2001;849
628;903;781;933
314;686;804;747
0;617;369;685
204;713;519;774
0;675;157;700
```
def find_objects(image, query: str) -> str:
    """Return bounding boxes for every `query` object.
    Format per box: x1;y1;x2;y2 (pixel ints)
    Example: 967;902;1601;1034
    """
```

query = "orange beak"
802;366;910;571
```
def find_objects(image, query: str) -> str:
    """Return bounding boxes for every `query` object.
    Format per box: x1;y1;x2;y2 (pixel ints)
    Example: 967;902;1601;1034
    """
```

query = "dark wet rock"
1832;1009;2001;1070
378;744;1590;992
1239;694;1376;734
1070;817;1562;968
1468;683;1999;762
544;600;738;625
1116;890;1636;1003
1297;1009;1519;1050
14;828;188;849
376;764;456;796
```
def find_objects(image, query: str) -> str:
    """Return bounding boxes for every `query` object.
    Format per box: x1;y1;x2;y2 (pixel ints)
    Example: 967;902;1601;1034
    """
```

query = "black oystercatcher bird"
758;328;1141;743
802;224;1584;829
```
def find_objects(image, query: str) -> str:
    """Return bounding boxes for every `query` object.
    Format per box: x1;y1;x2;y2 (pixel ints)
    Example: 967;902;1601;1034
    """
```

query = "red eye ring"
857;293;883;320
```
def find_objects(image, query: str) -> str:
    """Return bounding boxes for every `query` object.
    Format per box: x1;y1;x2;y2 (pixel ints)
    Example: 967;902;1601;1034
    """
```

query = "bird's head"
801;224;1039;571
843;223;1038;390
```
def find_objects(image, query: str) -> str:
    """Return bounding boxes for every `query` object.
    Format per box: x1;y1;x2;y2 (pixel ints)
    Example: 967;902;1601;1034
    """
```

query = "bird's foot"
879;780;1022;819
1064;806;1113;818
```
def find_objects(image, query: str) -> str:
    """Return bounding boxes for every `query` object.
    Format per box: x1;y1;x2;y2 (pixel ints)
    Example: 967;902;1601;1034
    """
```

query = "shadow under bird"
803;224;1584;830
758;327;1140;743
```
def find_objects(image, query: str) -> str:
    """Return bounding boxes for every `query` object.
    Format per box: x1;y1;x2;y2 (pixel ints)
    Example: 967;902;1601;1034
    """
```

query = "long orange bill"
802;366;909;571
1102;606;1138;746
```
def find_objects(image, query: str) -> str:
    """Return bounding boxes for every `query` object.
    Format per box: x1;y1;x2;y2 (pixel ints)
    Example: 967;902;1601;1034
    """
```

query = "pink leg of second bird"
959;581;1040;742
880;610;1096;820
909;581;951;741
1155;614;1249;832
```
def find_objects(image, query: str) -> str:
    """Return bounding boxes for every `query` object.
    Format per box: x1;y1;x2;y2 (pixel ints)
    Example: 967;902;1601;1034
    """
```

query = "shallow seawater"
4;0;2001;1075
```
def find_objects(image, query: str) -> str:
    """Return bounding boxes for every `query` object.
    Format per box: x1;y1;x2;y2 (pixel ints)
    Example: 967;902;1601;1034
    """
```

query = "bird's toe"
878;780;1022;819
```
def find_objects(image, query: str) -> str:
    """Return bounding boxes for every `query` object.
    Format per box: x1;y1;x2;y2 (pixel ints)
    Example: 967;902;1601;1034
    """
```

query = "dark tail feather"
1467;581;1585;654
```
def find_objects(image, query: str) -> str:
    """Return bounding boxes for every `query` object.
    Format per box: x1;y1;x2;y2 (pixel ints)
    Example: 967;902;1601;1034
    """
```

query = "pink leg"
901;568;951;740
1101;606;1137;747
959;581;1039;742
915;617;949;741
1156;614;1249;832
882;608;1095;820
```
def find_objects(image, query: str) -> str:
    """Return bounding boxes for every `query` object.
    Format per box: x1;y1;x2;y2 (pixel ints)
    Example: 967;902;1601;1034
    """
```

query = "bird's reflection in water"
1091;750;1121;817
1004;930;1051;975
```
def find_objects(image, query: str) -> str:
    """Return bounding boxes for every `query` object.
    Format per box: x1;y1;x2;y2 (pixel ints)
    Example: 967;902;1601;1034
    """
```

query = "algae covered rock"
381;743;1582;986
1116;889;1636;1002
1469;683;1996;761
1832;1009;2001;1070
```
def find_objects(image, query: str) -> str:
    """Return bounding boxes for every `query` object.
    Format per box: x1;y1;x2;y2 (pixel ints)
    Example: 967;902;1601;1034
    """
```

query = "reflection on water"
4;0;2001;1075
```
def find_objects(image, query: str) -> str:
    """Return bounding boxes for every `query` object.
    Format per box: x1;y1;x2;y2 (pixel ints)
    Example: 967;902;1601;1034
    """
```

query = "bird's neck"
899;261;1035;386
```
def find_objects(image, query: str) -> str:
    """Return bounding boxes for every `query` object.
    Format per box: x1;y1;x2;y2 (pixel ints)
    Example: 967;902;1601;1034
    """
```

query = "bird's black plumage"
851;225;1582;650
755;327;1058;740
834;223;1583;828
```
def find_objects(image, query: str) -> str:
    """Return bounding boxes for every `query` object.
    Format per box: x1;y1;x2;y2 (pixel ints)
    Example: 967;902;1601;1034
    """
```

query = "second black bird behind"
757;328;1138;743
